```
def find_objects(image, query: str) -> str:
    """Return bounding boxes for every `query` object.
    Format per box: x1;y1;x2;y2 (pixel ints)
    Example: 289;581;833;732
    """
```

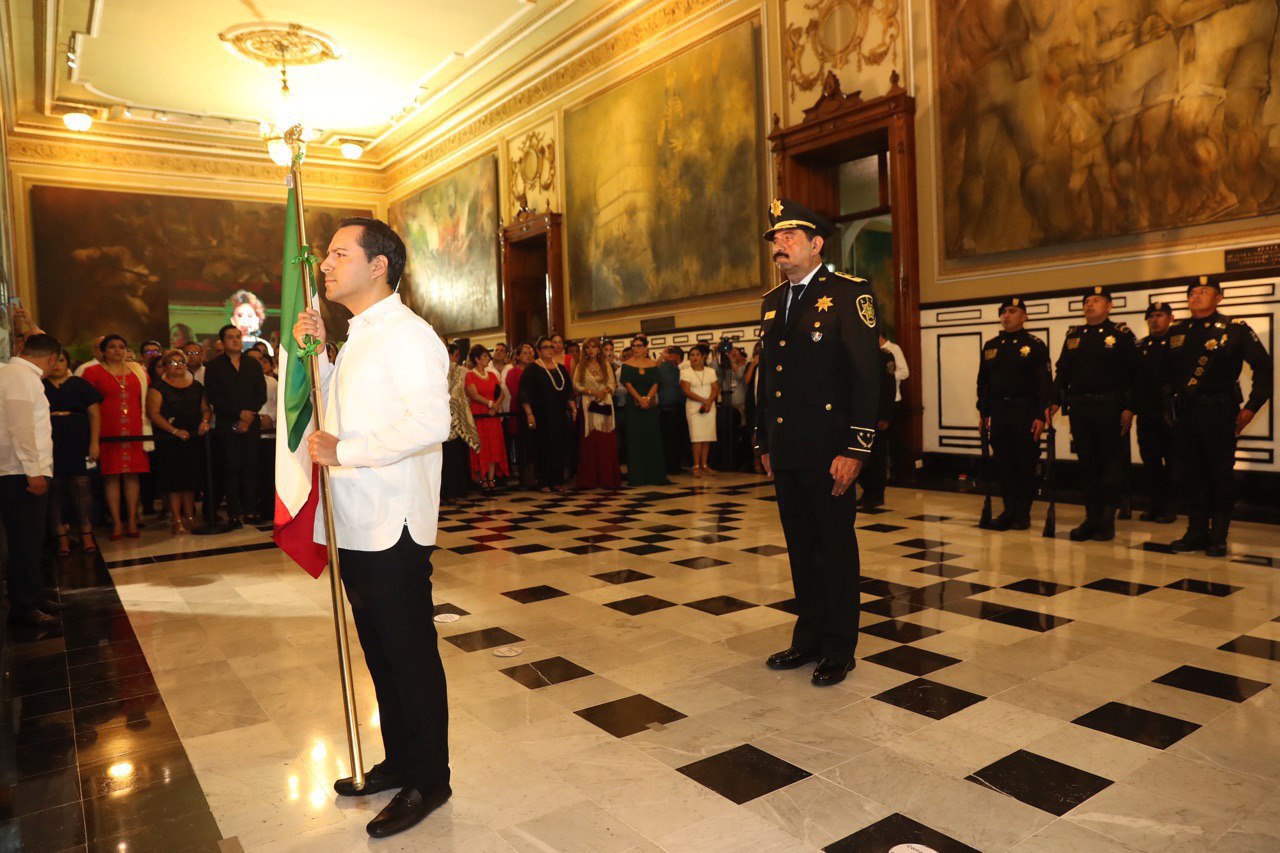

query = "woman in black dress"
43;351;103;555
146;349;211;534
519;336;577;492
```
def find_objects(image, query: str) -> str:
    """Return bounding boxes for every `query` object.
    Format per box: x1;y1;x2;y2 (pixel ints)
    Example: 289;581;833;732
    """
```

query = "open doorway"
501;212;565;346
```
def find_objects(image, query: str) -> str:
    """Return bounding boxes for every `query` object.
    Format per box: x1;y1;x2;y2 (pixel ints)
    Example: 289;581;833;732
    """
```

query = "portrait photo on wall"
935;0;1280;259
388;153;501;337
564;19;767;314
29;186;368;349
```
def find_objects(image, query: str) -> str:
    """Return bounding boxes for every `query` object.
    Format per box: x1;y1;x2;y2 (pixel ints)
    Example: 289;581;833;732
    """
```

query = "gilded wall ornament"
509;130;556;213
784;0;900;95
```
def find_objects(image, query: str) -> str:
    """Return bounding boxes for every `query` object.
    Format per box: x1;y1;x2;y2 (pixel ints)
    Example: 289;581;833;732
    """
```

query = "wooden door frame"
769;71;923;476
500;210;566;346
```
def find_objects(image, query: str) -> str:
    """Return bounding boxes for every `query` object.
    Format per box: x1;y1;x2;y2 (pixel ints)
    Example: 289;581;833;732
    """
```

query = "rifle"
1118;428;1133;520
979;419;993;528
1042;421;1057;538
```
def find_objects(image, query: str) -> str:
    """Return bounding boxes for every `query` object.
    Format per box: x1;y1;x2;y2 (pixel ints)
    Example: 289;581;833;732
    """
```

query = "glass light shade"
267;138;294;167
340;142;363;160
62;112;92;132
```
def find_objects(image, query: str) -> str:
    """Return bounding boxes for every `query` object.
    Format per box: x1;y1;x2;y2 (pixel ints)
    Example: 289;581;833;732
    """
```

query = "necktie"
785;283;806;323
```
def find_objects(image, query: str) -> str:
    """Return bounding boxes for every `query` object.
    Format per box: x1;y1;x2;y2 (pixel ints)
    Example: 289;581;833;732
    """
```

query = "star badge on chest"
816;295;833;312
1019;345;1031;357
1104;335;1116;348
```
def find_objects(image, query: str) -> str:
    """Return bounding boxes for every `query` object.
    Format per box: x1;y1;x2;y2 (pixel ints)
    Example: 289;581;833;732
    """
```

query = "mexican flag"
273;182;328;579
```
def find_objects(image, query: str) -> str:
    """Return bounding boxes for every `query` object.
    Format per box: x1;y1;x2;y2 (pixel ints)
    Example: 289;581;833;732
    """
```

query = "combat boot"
1069;506;1097;541
1205;514;1231;558
1092;506;1116;541
1170;515;1209;552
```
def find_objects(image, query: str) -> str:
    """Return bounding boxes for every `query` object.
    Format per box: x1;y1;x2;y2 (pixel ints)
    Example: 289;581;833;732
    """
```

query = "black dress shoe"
1204;542;1228;558
366;785;451;839
334;764;405;797
988;512;1013;532
1170;536;1206;553
1155;513;1177;525
766;648;820;670
1068;520;1095;541
811;658;854;686
1009;516;1031;531
9;609;58;627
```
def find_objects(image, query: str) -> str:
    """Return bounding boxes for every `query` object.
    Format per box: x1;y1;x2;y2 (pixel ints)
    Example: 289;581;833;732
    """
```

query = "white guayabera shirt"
314;292;451;552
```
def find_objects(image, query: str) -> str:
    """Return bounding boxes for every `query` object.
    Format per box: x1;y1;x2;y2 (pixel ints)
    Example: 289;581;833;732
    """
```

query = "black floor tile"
449;543;496;554
593;569;654;584
643;524;682;533
896;538;950;549
471;532;513;543
1;765;81;821
82;772;213;844
677;744;810;804
913;564;977;579
873;677;985;720
576;533;622;544
1153;665;1271;703
501;656;594;689
987;608;1073;632
10;710;74;750
13;664;68;697
936;598;1013;620
632;533;677;544
501;585;568;604
689;533;735;544
1082;578;1159;596
1072;701;1200;749
767;598;800;615
68;670;160;708
78;740;196;800
901;550;964;562
860;578;919;598
538;524;576;533
1233;554;1279;568
505;543;553;554
16;689;72;721
860;619;944;644
619;544;672;556
1165;578;1241;597
860;506;892;515
442;627;524;652
825;812;980;853
684;596;757;616
74;709;183;767
863;645;961;676
1003;579;1075;596
908;514;953;522
91;808;224;852
561;544;613;555
966;749;1112;816
672;557;730;570
1219;634;1280;662
16;731;77;779
605;595;677;616
0;800;86;850
742;544;788;556
575;694;686;737
859;523;907;533
862;597;929;618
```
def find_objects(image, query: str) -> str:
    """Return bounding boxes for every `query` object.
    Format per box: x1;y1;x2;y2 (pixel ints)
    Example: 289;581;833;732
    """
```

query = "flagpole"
284;125;366;792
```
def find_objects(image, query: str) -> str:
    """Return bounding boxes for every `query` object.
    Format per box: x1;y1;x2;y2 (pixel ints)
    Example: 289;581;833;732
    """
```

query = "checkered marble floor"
100;475;1280;851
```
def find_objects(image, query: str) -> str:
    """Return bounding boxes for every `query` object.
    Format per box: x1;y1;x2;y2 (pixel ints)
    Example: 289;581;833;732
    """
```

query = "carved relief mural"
506;121;558;217
936;0;1280;259
783;0;901;112
388;154;502;335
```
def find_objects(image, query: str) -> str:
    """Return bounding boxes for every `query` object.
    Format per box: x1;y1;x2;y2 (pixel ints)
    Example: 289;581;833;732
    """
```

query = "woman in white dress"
680;344;720;477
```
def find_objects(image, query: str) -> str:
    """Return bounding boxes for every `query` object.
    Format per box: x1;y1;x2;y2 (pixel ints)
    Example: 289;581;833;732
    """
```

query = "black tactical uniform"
1166;278;1272;556
977;297;1052;530
1053;286;1140;541
857;348;898;507
1134;302;1176;523
755;199;880;685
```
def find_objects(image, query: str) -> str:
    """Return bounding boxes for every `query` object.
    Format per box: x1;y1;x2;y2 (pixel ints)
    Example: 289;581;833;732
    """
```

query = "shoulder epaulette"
1115;322;1130;333
1067;325;1081;335
763;280;786;297
832;271;868;284
1030;334;1045;346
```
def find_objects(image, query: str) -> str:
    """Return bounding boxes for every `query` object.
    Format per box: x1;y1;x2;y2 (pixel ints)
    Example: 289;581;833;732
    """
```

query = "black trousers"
1136;412;1174;514
340;527;449;793
659;406;687;472
215;427;259;519
990;399;1040;516
1;474;50;619
1069;400;1125;513
1173;400;1238;526
858;428;890;502
773;467;861;661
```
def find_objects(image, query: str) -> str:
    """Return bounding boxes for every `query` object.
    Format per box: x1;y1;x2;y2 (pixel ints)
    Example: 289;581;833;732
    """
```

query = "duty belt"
1068;392;1121;404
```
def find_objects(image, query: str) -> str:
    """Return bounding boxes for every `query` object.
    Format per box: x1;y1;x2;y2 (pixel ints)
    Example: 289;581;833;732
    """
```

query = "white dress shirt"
314;292;451;552
74;358;100;378
882;340;909;402
0;358;53;477
259;375;278;420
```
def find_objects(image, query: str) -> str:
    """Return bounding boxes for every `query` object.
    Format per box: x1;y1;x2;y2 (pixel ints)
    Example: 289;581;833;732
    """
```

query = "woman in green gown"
619;335;672;487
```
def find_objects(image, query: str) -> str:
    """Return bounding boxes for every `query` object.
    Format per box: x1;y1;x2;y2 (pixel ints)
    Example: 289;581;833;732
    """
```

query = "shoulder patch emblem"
856;294;876;328
1171;334;1185;348
984;348;996;360
1067;338;1080;349
834;271;867;283
763;310;776;321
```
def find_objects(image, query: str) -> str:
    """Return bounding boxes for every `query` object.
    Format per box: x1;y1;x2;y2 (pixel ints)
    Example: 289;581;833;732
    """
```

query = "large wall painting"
936;0;1280;259
29;186;367;349
565;20;766;314
389;154;501;335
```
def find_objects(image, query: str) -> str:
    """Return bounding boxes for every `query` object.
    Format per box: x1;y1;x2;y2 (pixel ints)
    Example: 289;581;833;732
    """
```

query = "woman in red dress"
464;344;510;493
82;334;151;539
572;338;622;490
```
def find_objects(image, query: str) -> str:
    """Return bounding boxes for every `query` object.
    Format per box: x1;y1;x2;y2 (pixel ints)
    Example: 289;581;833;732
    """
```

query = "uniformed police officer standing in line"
1166;276;1272;556
755;199;881;687
1050;286;1140;541
856;347;898;508
1134;302;1177;524
976;297;1052;530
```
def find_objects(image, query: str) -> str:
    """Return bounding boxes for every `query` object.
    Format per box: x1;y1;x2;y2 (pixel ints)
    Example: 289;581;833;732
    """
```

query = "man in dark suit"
754;198;881;687
1134;301;1177;523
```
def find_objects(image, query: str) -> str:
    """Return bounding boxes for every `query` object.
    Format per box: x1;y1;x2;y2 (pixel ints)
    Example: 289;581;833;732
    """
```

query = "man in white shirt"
1;333;60;626
879;332;909;403
293;217;452;840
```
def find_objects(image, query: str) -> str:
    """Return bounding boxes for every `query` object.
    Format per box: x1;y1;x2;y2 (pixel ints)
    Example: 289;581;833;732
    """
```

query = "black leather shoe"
811;658;854;686
1155;513;1177;525
366;785;451;838
334;764;405;797
1068;520;1095;541
766;648;820;670
9;609;58;627
1204;542;1228;558
1010;515;1031;531
1170;535;1206;553
988;511;1013;531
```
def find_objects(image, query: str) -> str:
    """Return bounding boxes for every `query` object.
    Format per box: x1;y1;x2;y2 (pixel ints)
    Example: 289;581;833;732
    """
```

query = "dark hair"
447;341;461;356
338;217;407;288
181;341;203;353
100;334;126;354
535;335;554;351
218;324;238;342
22;333;61;357
692;343;711;357
666;345;684;358
253;341;270;355
468;344;489;363
141;339;162;352
632;334;649;346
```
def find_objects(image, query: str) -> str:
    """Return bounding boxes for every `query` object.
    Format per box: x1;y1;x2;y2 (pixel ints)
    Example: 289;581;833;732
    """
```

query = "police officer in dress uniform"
1051;286;1140;542
1135;302;1177;523
1166;276;1272;557
857;347;898;507
754;199;881;687
977;297;1052;530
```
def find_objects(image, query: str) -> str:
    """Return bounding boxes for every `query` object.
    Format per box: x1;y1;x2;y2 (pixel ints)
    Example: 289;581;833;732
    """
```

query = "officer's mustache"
773;251;788;260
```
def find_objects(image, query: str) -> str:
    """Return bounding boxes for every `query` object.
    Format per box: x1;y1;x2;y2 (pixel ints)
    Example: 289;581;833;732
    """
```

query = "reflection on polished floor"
5;473;1280;851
